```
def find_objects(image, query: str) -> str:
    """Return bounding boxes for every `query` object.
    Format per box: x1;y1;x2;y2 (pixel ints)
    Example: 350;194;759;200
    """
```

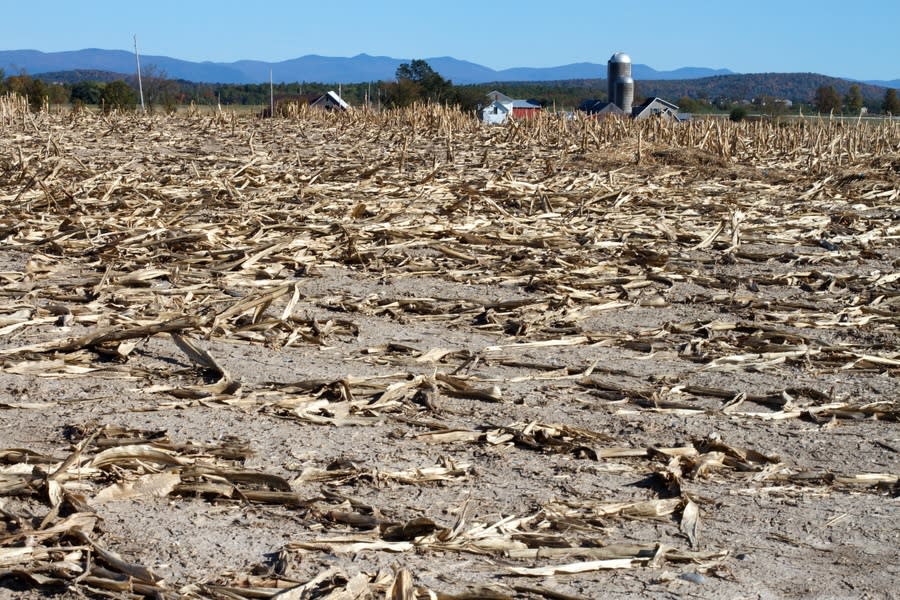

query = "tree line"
813;84;900;115
3;61;899;116
0;60;486;113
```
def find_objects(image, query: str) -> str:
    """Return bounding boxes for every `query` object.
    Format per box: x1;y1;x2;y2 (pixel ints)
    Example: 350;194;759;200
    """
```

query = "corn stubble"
1;95;899;598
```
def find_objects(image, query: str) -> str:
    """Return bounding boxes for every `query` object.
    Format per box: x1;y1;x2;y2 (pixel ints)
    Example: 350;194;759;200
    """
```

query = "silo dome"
609;52;632;64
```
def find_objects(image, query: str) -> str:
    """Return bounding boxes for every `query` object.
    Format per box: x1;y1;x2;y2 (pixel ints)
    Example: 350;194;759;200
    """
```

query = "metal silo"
615;76;634;114
607;52;632;110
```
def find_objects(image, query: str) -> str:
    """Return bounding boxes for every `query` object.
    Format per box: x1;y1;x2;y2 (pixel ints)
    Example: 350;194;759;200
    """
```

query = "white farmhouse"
481;90;514;124
482;99;513;124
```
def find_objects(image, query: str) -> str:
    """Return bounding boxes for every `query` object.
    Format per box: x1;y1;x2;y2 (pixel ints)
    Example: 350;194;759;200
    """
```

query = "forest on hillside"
4;63;898;115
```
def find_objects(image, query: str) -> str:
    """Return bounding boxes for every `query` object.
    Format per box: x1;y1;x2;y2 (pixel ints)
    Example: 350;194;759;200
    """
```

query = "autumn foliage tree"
141;64;180;113
814;85;842;114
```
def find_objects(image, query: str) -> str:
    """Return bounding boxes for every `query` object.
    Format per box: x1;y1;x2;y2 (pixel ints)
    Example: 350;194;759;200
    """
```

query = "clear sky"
4;0;898;80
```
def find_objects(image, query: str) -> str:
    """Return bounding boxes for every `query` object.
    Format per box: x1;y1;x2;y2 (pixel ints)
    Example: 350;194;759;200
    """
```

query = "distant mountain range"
0;48;736;85
867;79;900;89
2;49;897;92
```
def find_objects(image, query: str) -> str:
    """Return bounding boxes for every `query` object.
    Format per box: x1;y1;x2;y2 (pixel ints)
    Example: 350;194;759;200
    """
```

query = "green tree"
844;84;864;113
449;86;484;112
883;88;900;115
71;81;104;105
729;106;748;122
395;59;452;103
100;80;137;112
814;85;842;113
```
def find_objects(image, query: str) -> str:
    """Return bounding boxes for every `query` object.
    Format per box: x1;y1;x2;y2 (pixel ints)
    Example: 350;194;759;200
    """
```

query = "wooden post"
134;35;145;113
269;69;274;118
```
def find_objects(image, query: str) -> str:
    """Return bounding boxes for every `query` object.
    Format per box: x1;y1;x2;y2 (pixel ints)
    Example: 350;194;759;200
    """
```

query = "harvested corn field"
1;97;899;599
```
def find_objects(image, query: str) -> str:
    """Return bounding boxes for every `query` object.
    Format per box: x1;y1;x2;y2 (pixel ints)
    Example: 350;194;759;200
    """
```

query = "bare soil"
1;106;898;599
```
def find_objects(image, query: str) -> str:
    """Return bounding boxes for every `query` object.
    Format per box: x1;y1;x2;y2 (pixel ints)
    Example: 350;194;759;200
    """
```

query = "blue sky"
5;0;899;80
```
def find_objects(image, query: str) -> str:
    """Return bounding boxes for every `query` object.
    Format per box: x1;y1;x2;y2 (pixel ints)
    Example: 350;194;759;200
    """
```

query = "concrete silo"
607;52;634;114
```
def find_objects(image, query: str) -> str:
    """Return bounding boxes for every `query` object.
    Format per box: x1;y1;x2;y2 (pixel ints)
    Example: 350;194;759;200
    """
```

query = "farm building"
512;99;542;119
482;99;513;124
632;97;682;121
310;91;350;111
480;91;542;124
578;99;628;118
578;52;686;121
581;96;684;121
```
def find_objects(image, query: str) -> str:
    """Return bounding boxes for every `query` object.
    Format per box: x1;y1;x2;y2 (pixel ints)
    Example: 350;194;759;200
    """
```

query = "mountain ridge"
1;48;735;85
5;49;897;94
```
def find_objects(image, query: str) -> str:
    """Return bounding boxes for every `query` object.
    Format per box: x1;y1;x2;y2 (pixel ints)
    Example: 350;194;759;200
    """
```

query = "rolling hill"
633;72;890;104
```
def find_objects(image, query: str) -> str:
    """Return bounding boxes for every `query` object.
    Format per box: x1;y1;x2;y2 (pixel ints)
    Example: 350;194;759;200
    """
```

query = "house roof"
632;97;679;119
512;99;541;109
486;99;511;113
578;100;626;115
580;96;682;119
597;103;626;115
635;97;679;111
486;90;513;103
312;90;350;110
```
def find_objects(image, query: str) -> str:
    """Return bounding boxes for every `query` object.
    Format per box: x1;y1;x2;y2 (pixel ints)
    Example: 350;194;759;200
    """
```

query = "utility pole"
269;68;274;117
134;35;145;112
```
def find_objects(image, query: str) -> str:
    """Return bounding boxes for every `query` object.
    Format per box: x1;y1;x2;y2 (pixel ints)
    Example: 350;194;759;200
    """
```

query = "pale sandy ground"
1;108;898;599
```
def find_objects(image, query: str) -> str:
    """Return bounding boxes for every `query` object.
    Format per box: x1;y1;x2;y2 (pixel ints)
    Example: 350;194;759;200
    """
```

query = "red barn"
512;99;542;119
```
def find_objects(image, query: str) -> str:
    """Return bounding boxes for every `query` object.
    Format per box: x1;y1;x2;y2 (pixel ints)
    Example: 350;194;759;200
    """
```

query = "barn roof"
634;97;679;111
578;100;626;116
632;97;680;120
311;90;350;110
